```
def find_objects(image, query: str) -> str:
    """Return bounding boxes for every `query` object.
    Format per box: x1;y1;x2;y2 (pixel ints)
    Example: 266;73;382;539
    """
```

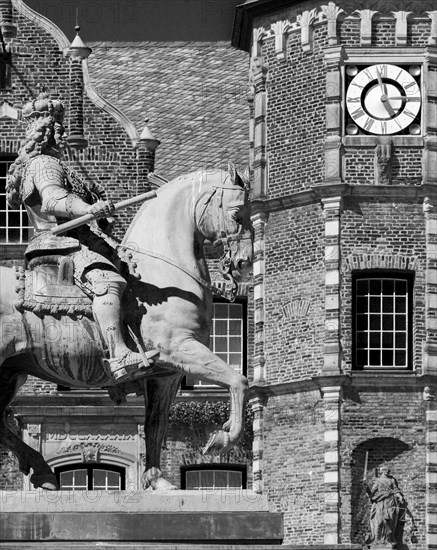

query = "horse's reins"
121;181;250;302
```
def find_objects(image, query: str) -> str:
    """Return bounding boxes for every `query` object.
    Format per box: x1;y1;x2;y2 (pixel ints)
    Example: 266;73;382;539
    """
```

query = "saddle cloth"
15;255;93;317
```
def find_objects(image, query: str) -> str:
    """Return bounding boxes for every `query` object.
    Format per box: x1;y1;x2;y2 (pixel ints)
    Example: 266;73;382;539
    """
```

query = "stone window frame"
182;298;247;389
180;463;247;490
352;270;414;371
54;462;126;491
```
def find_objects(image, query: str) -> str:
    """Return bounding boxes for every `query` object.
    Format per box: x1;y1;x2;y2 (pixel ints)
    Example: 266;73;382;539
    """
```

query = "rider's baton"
51;189;158;235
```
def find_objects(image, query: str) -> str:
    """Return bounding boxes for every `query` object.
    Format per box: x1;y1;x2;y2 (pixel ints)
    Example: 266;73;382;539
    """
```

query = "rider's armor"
22;155;125;295
19;153;157;383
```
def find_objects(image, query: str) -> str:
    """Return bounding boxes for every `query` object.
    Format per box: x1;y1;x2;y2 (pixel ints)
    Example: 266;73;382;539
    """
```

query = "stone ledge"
0;489;270;513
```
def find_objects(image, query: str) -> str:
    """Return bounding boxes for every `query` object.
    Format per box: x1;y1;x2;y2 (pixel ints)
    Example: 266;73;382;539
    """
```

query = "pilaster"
0;0;16;38
322;386;342;545
252;211;267;384
251;57;268;200
423;197;437;375
250;396;264;494
426;408;437;549
322;197;342;375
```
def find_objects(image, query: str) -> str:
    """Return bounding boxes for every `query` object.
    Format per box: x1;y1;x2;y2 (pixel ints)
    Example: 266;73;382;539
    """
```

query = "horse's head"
195;163;253;286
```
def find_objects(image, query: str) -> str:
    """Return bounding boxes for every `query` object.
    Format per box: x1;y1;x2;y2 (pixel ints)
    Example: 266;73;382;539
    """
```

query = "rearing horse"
0;165;253;491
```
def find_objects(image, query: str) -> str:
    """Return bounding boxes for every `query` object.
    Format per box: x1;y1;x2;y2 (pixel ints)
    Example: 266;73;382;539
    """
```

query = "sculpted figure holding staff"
6;93;158;383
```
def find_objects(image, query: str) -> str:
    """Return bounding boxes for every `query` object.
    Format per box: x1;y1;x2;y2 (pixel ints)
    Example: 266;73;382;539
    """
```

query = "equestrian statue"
0;93;253;491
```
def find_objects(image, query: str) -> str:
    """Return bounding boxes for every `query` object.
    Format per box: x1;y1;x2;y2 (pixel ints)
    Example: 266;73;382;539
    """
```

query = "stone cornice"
11;391;228;418
251;182;437;215
12;0;70;54
249;372;436;399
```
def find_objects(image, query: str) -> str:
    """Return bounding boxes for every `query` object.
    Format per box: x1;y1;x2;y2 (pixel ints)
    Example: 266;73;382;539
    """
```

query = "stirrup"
109;349;159;382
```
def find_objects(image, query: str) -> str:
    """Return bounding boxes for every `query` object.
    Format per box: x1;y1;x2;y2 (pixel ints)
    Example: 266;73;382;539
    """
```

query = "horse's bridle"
196;182;252;301
120;180;251;302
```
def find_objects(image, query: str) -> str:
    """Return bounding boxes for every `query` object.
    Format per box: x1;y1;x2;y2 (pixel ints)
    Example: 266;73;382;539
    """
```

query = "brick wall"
263;391;325;544
240;0;434;545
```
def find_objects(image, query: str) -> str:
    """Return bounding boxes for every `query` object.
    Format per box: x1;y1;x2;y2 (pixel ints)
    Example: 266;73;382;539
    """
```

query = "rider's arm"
32;156;112;220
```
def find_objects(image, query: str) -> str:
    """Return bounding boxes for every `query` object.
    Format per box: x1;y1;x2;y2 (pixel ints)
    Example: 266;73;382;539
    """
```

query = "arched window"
181;464;246;490
55;463;126;490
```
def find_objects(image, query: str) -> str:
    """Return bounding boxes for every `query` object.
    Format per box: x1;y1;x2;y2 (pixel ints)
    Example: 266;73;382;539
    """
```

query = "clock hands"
376;68;388;100
386;96;420;102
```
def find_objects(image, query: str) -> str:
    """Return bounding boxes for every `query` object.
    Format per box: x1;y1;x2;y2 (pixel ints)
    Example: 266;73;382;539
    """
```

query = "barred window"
0;155;31;243
353;273;413;370
181;464;246;490
183;300;246;388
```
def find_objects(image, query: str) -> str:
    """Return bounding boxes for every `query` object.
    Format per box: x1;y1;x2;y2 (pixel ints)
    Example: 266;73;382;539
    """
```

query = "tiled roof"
87;41;250;180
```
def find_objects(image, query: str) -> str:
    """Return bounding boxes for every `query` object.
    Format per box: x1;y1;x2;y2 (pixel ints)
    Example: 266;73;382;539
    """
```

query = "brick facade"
233;0;437;546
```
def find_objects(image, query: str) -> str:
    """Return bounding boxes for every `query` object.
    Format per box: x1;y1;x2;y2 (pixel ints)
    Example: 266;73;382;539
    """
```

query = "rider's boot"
92;285;159;383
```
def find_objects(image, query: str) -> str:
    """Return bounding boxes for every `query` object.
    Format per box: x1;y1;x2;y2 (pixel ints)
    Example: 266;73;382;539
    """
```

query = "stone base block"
0;489;282;543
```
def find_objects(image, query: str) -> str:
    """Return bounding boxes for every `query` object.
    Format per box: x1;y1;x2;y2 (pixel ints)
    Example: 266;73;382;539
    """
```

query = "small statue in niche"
364;464;417;548
374;141;392;185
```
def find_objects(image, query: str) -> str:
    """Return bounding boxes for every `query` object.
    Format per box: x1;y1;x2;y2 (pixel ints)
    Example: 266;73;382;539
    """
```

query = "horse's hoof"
147;477;177;492
30;473;59;491
202;430;232;455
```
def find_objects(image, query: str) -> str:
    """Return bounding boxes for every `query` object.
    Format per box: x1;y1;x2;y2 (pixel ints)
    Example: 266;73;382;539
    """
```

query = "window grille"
0;156;31;243
353;274;413;369
183;300;246;388
55;464;125;491
181;464;246;490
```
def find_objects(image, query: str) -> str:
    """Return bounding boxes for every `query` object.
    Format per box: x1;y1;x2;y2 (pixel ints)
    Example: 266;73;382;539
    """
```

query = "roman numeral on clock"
363;118;375;131
351;108;365;120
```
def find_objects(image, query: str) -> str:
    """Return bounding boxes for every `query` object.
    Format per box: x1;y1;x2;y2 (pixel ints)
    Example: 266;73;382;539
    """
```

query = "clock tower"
233;1;437;547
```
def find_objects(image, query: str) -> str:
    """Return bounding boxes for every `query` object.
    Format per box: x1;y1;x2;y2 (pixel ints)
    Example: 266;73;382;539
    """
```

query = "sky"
26;0;242;42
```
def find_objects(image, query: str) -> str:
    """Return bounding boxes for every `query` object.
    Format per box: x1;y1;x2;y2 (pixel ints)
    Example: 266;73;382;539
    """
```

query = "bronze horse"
0;165;253;491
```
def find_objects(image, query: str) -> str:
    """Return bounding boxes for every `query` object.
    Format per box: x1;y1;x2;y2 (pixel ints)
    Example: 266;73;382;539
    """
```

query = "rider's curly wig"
6;114;62;209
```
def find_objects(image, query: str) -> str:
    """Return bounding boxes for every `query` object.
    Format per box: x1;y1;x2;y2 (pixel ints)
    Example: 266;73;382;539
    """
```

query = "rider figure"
6;93;158;383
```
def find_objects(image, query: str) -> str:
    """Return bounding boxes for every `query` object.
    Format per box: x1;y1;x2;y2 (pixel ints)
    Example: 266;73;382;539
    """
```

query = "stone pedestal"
0;489;282;544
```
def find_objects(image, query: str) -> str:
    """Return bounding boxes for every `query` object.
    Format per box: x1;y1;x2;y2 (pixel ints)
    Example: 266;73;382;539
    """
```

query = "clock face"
345;64;421;135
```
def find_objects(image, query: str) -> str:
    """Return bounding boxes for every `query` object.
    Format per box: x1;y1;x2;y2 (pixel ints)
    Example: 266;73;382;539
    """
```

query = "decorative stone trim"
344;253;421;272
296;8;318;53
251;27;267;61
82;60;140;149
251;58;268;200
0;0;16;38
252;212;267;384
427;11;437;47
423;197;437;375
0;101;19;121
352;9;379;47
321;3;345;46
321;385;342;544
12;0;69;54
426;410;437;548
250;396;264;493
281;299;311;319
391;11;411;46
271;20;291;62
322;197;342;375
245;9;436;59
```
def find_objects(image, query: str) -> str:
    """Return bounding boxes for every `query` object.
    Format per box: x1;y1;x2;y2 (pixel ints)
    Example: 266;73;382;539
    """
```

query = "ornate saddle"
15;255;93;317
